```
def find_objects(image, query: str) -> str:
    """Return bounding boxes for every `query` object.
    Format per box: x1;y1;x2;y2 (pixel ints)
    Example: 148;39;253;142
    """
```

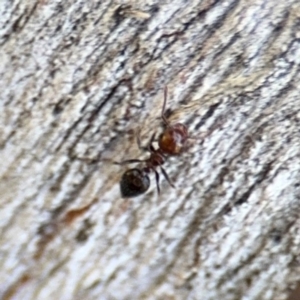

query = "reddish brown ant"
115;86;189;198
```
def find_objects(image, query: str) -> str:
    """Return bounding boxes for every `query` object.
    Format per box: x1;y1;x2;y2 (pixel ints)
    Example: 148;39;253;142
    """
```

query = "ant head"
120;168;150;198
158;123;188;155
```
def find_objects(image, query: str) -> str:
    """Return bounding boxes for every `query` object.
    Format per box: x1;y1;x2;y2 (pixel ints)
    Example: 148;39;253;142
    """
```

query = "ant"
114;86;189;198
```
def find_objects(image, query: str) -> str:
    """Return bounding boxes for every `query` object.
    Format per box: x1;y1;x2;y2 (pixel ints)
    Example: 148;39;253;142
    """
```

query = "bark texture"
1;0;300;299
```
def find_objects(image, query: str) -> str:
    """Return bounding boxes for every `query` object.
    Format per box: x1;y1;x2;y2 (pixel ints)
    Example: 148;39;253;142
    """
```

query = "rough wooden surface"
1;0;300;299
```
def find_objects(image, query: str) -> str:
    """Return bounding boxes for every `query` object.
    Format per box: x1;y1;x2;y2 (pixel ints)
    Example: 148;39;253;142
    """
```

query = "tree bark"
1;1;300;299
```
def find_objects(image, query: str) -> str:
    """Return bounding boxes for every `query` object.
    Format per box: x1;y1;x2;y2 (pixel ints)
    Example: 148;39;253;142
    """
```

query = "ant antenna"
161;86;169;126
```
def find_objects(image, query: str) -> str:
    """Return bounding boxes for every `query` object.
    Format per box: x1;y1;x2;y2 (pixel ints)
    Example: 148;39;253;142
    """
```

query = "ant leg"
136;130;157;153
136;129;148;152
147;132;156;152
160;166;175;188
154;169;160;194
161;86;170;126
114;159;144;165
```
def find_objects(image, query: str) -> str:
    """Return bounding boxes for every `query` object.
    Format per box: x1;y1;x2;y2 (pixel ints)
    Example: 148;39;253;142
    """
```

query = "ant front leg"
147;132;156;152
136;130;157;153
136;129;149;152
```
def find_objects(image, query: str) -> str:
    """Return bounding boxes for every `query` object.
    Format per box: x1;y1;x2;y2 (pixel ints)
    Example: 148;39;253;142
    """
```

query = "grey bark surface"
1;1;300;300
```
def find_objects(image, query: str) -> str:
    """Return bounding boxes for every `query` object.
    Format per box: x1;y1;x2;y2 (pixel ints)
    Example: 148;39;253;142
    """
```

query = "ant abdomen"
158;123;188;155
120;169;150;198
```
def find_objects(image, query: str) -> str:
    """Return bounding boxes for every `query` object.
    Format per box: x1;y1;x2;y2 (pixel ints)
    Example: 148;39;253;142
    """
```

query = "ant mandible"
115;86;189;198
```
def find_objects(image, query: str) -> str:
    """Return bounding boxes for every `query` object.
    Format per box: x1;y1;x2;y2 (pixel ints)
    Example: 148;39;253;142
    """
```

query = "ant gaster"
115;86;189;198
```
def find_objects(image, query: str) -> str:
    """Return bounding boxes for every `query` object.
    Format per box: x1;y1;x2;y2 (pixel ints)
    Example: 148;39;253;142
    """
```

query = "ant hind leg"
160;166;175;188
154;169;160;194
